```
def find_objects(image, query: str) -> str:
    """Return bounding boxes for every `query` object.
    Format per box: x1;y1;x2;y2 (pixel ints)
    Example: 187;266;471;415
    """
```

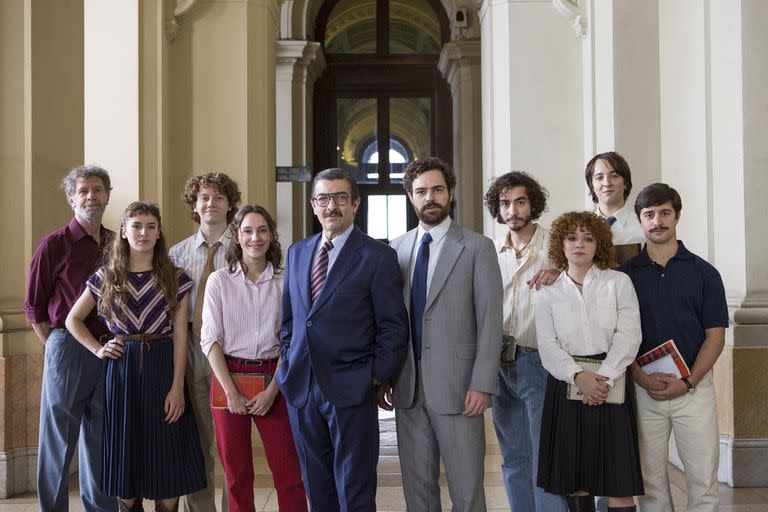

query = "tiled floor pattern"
3;412;767;510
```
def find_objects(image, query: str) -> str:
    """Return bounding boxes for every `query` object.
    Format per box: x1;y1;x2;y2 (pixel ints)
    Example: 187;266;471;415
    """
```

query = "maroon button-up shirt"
24;217;114;336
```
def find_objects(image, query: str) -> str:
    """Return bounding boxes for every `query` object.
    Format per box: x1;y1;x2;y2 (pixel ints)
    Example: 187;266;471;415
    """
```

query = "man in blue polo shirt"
620;183;728;512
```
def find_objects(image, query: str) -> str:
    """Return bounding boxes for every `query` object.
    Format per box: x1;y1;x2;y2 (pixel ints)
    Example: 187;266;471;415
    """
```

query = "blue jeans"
491;351;568;512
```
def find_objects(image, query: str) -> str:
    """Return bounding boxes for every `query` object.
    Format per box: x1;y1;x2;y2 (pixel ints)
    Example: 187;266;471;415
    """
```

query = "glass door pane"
325;0;377;54
336;98;378;184
366;194;408;241
389;97;431;183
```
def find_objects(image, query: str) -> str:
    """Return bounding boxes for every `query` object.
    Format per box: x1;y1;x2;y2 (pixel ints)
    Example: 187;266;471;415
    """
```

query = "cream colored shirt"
534;266;641;386
169;229;232;323
595;204;645;245
494;224;550;351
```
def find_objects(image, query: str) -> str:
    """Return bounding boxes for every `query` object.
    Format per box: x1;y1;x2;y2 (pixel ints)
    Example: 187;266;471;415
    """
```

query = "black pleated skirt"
537;369;644;497
102;338;206;500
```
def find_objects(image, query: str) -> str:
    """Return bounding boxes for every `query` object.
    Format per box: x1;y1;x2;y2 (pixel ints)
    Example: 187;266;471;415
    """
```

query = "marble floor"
3;411;767;511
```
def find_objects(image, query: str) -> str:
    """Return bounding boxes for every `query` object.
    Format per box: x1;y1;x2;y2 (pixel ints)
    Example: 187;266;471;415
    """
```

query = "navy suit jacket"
277;226;408;409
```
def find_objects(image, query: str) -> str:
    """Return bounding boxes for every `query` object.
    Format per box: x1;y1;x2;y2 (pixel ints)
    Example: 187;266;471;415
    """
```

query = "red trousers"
211;357;307;512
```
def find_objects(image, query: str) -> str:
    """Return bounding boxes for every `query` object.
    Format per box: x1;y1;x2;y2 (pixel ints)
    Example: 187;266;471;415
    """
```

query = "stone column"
583;0;662;209
167;0;279;243
0;0;85;497
479;0;583;238
275;40;325;246
439;39;483;233
708;0;768;487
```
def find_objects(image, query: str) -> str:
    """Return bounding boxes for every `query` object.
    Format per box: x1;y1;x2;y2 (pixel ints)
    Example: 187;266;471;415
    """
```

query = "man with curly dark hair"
484;171;567;512
169;171;242;512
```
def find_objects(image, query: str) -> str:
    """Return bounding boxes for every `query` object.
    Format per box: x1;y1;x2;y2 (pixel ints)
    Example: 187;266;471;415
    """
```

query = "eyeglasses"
312;192;350;207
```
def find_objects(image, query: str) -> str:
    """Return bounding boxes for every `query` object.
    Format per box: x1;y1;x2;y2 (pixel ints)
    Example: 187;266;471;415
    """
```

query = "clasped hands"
636;371;688;400
574;370;609;406
226;388;278;416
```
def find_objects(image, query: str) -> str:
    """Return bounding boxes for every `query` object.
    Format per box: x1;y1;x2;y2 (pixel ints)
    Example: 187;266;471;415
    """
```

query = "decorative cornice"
438;40;481;85
276;40;326;85
0;310;27;333
552;0;587;39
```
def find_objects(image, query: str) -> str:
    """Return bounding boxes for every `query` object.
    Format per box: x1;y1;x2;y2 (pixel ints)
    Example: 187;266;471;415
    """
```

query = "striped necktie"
311;240;334;303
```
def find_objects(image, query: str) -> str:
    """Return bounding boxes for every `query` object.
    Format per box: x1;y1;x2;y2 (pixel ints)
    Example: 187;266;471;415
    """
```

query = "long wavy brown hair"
97;202;181;324
225;205;283;275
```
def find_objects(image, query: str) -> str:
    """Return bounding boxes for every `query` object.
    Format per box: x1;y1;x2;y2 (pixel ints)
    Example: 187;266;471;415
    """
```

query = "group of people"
24;151;727;512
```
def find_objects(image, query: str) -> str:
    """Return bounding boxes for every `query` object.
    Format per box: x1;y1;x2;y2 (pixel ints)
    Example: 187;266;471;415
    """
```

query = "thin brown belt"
114;333;169;372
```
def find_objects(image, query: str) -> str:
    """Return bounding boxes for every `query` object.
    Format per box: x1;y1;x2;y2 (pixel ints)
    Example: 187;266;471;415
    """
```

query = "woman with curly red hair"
534;211;644;512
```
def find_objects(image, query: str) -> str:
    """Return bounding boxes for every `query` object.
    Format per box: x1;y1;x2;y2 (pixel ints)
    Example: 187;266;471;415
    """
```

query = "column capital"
276;40;326;86
438;39;481;86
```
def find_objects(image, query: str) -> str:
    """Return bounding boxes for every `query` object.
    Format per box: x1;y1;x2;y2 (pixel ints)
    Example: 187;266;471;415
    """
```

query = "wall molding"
0;446;37;498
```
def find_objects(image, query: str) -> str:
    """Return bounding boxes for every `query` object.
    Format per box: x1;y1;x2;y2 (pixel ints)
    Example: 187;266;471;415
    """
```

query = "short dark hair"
584;151;633;203
401;157;456;194
182;171;242;224
634;183;682;219
312;168;360;201
61;164;112;198
484;171;548;223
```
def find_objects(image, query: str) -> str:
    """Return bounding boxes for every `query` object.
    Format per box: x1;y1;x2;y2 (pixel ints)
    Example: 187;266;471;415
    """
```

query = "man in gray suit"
380;157;503;512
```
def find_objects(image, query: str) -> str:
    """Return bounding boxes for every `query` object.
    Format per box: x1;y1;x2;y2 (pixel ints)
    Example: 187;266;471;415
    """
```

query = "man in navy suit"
277;167;409;511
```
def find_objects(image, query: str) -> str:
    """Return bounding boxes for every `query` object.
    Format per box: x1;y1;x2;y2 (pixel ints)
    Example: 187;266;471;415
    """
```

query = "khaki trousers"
635;371;719;512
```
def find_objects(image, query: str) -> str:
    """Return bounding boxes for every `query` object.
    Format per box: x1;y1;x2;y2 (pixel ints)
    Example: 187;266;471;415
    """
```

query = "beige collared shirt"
494;224;550;353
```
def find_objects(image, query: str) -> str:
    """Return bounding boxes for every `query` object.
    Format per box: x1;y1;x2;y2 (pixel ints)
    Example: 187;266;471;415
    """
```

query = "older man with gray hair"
25;165;116;511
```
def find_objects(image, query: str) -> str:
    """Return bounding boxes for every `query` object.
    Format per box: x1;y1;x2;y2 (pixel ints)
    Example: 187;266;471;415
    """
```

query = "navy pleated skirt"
102;338;206;500
537;368;645;497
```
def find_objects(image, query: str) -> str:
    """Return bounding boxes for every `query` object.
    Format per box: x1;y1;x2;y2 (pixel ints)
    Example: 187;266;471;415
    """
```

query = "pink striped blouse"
200;262;282;360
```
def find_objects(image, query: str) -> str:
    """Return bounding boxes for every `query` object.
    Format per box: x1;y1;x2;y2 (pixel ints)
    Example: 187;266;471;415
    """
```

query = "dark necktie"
607;216;617;226
410;232;432;359
311;240;334;303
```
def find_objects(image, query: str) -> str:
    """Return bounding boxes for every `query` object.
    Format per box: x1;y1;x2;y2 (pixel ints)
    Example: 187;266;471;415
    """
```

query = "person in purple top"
24;164;116;512
67;202;206;512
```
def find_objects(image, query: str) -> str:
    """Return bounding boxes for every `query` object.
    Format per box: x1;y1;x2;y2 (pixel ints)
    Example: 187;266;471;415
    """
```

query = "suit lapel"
296;233;320;313
309;227;363;315
424;221;464;312
397;229;418;309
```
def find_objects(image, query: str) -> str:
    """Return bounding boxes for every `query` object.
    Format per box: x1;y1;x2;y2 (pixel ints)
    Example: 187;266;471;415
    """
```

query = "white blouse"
534;266;641;386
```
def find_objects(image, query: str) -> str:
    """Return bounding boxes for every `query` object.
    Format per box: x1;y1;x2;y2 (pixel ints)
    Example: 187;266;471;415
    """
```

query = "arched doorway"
313;0;453;241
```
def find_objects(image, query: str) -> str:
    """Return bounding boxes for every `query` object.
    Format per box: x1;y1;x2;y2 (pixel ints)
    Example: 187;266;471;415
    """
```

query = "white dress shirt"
595;204;645;245
200;262;282;360
169;229;231;323
534;266;641;386
409;216;452;294
494;224;551;350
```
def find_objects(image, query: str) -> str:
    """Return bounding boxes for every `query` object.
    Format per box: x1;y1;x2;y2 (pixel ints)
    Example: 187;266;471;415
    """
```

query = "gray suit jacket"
390;220;503;414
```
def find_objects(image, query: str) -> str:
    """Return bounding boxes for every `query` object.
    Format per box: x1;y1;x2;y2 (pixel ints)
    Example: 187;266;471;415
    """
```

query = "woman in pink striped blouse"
200;205;307;512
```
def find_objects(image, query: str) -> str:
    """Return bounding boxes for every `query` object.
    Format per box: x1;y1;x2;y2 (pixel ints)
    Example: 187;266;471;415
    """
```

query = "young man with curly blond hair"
169;172;241;512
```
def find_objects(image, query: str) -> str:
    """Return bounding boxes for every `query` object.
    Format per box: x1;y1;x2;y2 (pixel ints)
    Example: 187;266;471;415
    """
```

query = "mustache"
505;216;525;223
650;227;668;232
421;202;441;211
324;210;342;218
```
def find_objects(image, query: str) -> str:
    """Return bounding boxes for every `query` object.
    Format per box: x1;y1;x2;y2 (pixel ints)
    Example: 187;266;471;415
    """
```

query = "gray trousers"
395;366;487;512
181;332;228;512
37;329;114;512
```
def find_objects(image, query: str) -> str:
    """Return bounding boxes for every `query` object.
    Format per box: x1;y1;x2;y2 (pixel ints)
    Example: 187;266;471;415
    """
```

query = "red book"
636;340;691;379
210;373;267;409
